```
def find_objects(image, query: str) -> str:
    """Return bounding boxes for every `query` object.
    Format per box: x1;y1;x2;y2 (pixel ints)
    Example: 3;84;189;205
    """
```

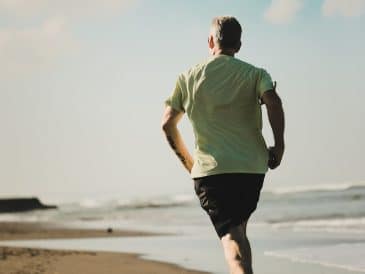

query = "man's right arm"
261;84;285;169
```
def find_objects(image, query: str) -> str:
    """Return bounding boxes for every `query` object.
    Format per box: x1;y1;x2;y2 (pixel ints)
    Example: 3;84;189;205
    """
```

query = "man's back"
166;54;273;178
162;16;285;274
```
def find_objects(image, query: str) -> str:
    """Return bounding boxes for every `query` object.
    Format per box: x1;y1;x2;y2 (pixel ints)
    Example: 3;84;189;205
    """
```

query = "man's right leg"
221;221;253;274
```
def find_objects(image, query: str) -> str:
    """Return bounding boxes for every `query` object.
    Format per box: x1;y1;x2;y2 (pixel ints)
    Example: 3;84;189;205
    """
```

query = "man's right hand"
268;146;284;169
261;83;285;170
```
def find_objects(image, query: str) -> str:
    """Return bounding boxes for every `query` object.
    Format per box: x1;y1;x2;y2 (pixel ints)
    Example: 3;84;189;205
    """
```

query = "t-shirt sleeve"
164;75;185;112
256;68;274;98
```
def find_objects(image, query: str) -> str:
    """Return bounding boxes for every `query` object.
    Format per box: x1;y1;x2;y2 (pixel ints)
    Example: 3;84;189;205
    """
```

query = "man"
161;16;285;274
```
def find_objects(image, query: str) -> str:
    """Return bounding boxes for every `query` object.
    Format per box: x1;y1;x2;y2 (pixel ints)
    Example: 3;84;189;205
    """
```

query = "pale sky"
1;0;364;203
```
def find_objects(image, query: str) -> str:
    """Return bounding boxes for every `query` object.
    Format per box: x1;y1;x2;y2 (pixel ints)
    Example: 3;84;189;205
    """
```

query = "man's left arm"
161;106;193;173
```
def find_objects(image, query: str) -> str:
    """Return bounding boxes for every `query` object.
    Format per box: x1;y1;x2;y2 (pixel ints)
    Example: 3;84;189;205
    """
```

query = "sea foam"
265;242;365;273
271;217;365;234
265;181;365;195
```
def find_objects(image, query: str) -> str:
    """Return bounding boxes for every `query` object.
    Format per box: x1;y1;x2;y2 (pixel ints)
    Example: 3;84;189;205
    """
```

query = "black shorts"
194;173;265;238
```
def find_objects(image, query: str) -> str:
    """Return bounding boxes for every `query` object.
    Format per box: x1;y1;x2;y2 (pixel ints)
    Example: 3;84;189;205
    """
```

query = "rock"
0;198;57;213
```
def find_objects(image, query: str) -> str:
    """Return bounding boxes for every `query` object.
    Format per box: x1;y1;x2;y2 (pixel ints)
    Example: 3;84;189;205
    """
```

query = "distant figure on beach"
161;16;285;274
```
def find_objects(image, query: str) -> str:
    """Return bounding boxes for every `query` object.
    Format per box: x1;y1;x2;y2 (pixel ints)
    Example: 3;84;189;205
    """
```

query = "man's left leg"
221;221;253;274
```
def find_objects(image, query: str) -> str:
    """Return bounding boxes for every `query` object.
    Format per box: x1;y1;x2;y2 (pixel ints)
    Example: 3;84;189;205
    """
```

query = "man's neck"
213;48;235;57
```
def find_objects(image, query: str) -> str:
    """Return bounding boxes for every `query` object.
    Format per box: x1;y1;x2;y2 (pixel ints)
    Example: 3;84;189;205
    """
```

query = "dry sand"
0;222;208;274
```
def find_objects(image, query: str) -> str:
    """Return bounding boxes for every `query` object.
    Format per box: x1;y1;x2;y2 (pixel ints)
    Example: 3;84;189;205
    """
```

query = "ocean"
1;182;365;273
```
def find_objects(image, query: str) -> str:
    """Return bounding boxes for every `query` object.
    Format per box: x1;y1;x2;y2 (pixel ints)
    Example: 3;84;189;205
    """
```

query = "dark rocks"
0;198;57;213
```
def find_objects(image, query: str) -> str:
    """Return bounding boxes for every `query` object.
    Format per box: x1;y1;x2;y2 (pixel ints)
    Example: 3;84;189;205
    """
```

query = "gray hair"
211;16;242;50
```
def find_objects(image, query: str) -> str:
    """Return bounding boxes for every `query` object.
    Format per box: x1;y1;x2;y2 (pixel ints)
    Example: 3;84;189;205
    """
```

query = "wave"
0;212;56;222
264;181;365;195
71;194;197;211
115;194;196;210
0;194;197;223
79;198;104;209
270;217;365;234
265;243;365;272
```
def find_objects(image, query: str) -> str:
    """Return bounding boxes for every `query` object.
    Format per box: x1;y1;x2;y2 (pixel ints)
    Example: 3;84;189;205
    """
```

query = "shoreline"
0;221;209;274
0;221;161;241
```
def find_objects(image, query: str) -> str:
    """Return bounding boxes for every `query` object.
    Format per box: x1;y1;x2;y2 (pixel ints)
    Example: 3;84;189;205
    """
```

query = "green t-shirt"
165;54;273;178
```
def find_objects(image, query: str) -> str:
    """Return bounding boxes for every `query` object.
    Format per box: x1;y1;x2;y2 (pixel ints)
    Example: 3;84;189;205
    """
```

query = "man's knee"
221;226;245;255
222;222;251;253
222;239;242;264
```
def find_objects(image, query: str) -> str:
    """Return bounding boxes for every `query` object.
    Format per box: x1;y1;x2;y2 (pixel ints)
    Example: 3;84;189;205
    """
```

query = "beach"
0;222;207;274
2;220;364;274
1;183;365;274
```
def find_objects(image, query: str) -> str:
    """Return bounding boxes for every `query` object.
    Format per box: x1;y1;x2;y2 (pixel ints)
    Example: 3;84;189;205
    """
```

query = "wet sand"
0;222;208;274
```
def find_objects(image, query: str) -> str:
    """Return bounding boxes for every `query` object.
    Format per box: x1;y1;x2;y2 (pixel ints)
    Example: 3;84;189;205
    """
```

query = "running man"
161;16;285;274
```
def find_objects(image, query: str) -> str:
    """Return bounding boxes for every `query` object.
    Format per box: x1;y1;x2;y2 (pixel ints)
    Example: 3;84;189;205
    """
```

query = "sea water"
1;182;365;273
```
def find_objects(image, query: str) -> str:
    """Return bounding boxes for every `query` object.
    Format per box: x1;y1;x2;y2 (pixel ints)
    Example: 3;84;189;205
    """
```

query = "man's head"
209;16;242;55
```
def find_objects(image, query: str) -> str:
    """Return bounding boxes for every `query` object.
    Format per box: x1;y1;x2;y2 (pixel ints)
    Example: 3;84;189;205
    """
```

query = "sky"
1;0;364;203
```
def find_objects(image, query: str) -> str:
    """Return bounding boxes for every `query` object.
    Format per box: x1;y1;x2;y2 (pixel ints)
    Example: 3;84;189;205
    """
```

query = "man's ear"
208;35;215;49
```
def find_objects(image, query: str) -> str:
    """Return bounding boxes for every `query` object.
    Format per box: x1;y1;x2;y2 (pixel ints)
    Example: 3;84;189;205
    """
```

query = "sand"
0;221;158;241
0;222;208;274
